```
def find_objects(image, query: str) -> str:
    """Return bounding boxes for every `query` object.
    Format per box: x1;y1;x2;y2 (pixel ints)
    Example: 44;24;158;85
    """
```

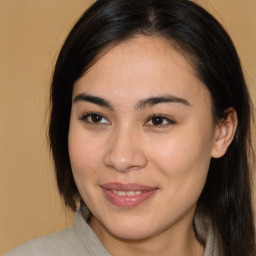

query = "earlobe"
211;108;238;158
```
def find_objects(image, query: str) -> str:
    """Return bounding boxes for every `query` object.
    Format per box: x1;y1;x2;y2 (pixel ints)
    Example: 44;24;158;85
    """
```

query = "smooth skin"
68;36;237;256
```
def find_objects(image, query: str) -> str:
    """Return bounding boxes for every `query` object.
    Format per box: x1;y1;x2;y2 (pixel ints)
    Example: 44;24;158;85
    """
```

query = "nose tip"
105;157;141;172
103;131;147;172
104;151;147;172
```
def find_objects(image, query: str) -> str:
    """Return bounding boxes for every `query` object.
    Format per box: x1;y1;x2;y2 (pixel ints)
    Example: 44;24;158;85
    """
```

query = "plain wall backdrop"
1;0;255;254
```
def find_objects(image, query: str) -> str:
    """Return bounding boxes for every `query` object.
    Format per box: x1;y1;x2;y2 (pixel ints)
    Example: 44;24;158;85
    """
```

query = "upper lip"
100;182;158;191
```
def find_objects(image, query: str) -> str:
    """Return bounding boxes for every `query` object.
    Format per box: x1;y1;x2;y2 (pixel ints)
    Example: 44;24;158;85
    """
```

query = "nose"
103;128;148;172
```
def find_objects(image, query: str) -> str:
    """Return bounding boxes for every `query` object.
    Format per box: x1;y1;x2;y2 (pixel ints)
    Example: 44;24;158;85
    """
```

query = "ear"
211;108;238;158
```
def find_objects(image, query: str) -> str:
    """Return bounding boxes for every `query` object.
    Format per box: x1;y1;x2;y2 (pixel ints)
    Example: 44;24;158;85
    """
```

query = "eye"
145;115;175;126
80;113;110;124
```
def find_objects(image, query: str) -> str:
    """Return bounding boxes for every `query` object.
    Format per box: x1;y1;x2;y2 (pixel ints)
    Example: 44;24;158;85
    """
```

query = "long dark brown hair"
49;0;255;255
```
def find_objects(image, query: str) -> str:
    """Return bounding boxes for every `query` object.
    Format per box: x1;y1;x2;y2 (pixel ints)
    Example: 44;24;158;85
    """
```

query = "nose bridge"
104;124;147;172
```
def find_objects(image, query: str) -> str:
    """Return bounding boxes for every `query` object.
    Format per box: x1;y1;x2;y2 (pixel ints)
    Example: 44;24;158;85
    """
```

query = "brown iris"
91;114;103;123
151;116;165;125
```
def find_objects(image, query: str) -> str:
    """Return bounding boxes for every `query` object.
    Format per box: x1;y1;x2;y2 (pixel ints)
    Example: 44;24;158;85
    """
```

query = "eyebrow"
136;95;191;109
73;93;191;110
74;93;114;111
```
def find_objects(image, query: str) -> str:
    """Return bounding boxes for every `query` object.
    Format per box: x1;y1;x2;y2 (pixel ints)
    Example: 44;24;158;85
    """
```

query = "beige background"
1;0;255;254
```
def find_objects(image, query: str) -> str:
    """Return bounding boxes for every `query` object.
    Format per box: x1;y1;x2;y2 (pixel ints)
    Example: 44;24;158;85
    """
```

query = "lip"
100;183;158;208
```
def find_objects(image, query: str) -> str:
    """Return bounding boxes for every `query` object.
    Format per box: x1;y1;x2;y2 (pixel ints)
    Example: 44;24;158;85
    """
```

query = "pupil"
152;117;163;125
91;115;102;122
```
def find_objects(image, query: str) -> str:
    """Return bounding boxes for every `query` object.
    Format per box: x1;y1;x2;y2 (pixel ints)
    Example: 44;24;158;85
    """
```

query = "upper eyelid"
79;112;100;119
146;114;175;122
81;111;103;117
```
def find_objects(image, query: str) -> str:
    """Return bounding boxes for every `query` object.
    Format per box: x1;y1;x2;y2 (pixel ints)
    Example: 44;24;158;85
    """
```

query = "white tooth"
127;191;136;196
112;190;143;196
117;191;126;196
112;190;120;195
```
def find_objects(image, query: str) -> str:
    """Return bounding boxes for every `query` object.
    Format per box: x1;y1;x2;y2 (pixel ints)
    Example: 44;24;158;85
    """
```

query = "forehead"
73;36;210;107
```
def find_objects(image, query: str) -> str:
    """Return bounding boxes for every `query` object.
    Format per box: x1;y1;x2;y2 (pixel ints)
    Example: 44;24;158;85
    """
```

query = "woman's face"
68;36;218;241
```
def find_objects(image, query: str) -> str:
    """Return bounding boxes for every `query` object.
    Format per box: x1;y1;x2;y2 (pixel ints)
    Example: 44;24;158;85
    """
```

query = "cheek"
68;127;106;178
148;130;213;215
68;128;107;207
148;127;213;181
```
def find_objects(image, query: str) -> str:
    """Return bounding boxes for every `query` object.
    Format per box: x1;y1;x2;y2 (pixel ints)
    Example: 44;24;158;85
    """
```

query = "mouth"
100;183;158;208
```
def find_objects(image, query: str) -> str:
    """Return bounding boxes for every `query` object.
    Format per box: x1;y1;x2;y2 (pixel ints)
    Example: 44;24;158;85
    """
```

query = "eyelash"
145;114;176;127
79;112;175;127
79;112;110;125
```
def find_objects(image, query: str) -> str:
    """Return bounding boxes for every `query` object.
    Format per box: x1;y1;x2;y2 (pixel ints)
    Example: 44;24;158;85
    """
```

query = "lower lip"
101;189;158;208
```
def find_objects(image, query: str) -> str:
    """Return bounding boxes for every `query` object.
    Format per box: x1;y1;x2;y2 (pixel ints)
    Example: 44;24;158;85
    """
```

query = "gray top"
7;211;220;256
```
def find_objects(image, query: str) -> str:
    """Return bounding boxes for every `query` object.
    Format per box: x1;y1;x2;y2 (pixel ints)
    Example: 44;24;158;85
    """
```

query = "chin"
103;217;158;241
110;227;154;241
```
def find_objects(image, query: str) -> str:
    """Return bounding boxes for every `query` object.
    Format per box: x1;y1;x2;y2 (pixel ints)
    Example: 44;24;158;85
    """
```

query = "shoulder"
6;226;89;256
6;210;110;256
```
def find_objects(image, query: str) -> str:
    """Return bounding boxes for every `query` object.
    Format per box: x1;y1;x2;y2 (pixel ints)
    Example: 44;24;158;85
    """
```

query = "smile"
100;183;158;208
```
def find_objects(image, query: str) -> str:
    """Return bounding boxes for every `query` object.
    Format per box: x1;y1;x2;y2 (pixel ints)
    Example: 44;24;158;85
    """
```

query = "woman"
7;0;255;255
